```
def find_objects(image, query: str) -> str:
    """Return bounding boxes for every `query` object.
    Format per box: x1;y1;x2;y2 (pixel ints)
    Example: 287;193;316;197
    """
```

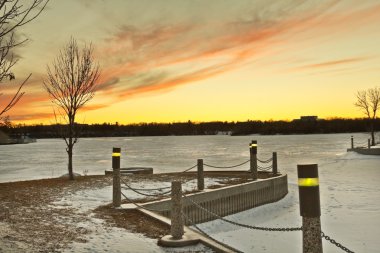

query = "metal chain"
182;213;244;253
355;140;368;145
120;191;164;212
122;184;171;191
183;194;302;232
321;231;355;253
203;159;250;169
257;157;273;163
354;140;369;148
257;165;273;171
182;164;198;173
121;178;171;197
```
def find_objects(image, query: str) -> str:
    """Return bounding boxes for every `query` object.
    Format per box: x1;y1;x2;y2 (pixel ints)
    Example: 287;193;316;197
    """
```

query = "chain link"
321;231;355;253
120;191;165;212
257;165;273;171
257;157;273;163
182;164;198;173
203;159;250;169
183;194;302;232
122;184;171;191
121;178;171;197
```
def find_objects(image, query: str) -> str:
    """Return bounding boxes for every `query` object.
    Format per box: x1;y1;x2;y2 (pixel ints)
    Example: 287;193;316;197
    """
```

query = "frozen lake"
0;132;372;182
1;133;379;252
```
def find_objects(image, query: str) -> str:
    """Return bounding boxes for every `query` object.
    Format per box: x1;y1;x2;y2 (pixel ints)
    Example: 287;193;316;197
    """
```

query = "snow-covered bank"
54;177;233;252
196;153;380;252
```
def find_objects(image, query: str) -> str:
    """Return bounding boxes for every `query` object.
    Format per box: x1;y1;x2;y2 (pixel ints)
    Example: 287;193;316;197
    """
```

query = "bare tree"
44;38;100;180
355;86;380;146
0;0;49;122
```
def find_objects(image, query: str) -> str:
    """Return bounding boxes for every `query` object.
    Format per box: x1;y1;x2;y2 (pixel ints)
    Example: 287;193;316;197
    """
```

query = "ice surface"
0;133;371;182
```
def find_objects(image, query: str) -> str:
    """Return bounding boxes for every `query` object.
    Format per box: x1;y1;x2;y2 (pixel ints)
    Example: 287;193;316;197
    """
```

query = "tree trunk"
370;120;375;146
68;140;74;180
67;115;75;180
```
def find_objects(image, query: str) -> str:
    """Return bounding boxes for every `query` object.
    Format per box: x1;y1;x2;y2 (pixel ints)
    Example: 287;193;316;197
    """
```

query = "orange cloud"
81;103;108;112
94;1;354;102
6;1;380;123
9;112;54;121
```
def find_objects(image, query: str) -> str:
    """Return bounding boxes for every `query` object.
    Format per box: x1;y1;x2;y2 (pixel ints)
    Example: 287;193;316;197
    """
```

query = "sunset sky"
1;0;380;124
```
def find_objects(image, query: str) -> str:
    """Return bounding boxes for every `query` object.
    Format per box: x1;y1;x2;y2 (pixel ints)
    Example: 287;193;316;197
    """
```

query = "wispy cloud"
98;1;330;97
95;0;349;100
7;112;54;121
6;0;380;123
293;57;371;70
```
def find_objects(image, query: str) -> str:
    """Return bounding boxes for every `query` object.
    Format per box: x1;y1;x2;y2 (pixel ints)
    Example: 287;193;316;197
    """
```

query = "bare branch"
354;90;371;118
354;86;380;146
0;72;31;116
44;37;100;180
368;87;380;120
0;0;49;122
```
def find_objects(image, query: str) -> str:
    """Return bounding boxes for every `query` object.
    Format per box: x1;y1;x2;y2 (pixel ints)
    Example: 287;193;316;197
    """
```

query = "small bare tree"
0;0;49;122
355;86;380;146
44;38;100;180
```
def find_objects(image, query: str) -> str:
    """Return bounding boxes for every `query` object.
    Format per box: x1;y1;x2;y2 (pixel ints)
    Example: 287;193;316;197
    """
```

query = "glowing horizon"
1;0;379;125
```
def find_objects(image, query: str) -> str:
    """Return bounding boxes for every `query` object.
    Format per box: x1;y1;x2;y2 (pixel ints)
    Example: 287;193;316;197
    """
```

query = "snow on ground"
52;177;232;252
51;177;232;213
63;217;211;253
195;152;380;253
48;154;380;253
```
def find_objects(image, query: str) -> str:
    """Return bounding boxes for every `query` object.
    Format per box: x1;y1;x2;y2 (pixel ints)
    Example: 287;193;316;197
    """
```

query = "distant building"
292;116;319;122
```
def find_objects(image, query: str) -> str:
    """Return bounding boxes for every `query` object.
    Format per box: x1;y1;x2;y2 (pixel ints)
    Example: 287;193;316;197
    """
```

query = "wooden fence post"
112;147;121;208
272;152;278;175
351;136;354;149
197;159;204;191
250;140;258;180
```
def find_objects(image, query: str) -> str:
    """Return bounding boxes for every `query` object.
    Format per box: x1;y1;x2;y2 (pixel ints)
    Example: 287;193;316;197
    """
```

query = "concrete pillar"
112;147;121;208
302;217;323;253
297;164;323;253
170;181;184;239
197;159;204;191
250;140;258;180
272;152;278;176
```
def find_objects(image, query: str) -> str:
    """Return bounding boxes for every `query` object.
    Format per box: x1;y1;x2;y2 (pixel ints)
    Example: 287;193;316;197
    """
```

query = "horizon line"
7;116;373;127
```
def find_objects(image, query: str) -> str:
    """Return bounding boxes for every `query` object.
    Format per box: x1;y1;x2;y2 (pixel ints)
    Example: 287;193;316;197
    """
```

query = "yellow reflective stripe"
250;144;257;147
112;153;121;157
298;178;319;187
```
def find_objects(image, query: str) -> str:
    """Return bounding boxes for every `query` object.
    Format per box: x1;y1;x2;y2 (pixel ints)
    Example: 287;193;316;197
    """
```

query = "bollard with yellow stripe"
112;147;121;170
249;140;258;180
297;164;321;217
250;140;257;154
112;147;121;207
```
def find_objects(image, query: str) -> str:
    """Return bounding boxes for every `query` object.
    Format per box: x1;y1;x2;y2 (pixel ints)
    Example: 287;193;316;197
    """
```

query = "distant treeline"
1;118;379;138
